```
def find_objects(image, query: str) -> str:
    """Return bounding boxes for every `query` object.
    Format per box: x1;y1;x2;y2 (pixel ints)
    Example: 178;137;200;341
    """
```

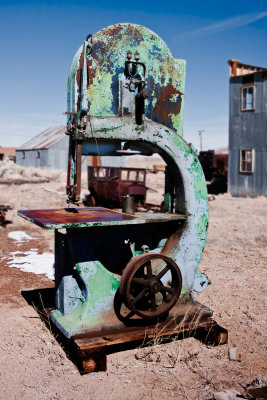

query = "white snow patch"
7;250;54;280
8;231;33;243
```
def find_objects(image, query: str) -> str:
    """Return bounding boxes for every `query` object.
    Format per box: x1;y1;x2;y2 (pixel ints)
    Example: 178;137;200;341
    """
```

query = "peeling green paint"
25;24;210;337
68;23;186;136
181;287;187;295
70;160;75;185
50;261;120;337
187;157;208;202
88;72;114;116
196;214;209;251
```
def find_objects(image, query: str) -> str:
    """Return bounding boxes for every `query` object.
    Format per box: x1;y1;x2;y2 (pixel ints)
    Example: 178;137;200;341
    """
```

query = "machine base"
22;289;228;374
54;301;228;374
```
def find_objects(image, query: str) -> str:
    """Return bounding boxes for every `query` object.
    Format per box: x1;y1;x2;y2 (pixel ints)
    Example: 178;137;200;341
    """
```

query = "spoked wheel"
120;253;182;319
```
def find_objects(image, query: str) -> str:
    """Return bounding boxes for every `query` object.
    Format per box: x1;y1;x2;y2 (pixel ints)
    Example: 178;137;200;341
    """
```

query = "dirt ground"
0;160;266;400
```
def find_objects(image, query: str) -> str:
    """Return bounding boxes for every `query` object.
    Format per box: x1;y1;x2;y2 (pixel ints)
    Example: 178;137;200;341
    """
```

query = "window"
36;150;40;159
240;149;254;173
137;171;145;182
98;168;106;178
22;151;25;159
121;170;128;181
241;86;254;111
128;170;137;181
121;169;145;181
93;167;98;177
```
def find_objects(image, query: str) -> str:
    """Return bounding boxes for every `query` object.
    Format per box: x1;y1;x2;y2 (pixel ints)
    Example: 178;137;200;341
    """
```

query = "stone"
213;389;240;400
228;347;242;362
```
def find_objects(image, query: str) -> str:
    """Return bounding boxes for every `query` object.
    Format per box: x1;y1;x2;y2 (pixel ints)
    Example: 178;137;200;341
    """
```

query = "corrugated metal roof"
18;126;66;150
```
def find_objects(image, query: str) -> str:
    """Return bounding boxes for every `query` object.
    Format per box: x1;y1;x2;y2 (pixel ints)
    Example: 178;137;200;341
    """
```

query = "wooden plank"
71;318;228;374
74;317;214;351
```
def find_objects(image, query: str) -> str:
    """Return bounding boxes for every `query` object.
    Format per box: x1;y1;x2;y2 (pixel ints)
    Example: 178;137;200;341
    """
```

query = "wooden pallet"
21;289;228;375
70;303;228;374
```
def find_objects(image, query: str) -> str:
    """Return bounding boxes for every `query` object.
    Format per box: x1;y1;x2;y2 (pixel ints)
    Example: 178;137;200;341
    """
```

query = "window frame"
121;169;129;181
239;149;254;174
97;167;107;179
241;85;255;111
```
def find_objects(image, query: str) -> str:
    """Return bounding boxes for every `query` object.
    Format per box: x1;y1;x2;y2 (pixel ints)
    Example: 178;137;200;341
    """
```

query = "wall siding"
228;72;267;197
16;136;69;171
16;136;125;171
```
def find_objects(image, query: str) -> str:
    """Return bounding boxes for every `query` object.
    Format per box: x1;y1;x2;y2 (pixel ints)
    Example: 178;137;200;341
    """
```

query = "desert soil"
0;160;266;400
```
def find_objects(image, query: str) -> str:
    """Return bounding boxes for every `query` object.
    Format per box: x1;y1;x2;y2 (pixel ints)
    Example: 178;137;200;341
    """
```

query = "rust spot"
18;207;138;228
104;24;122;38
151;83;183;122
76;52;83;87
126;24;144;44
87;58;95;86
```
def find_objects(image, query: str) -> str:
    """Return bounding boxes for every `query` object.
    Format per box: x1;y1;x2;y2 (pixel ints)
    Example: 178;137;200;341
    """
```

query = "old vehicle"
86;166;147;207
198;150;228;194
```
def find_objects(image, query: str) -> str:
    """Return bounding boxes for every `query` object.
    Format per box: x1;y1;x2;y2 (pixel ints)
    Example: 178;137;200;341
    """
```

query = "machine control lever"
124;51;149;125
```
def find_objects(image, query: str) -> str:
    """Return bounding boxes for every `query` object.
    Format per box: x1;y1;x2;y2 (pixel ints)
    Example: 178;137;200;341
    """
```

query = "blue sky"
0;1;266;151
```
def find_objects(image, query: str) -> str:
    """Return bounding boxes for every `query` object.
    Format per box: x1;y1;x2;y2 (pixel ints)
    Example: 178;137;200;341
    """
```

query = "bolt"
134;52;140;61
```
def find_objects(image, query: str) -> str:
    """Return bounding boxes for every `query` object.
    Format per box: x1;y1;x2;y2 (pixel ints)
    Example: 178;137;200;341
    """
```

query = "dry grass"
134;308;206;368
0;160;65;181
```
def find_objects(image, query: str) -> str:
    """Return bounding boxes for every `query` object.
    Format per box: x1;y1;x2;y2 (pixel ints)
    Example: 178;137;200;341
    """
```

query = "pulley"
119;253;182;319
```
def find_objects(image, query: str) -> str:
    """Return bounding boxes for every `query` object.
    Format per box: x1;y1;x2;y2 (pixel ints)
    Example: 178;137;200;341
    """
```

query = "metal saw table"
18;207;187;229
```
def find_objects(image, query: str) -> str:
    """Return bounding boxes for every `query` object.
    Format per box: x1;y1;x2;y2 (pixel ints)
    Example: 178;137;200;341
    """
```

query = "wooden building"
0;147;16;162
228;60;267;197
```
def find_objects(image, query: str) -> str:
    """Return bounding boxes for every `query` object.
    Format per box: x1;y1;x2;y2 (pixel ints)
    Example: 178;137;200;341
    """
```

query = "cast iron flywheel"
120;253;182;319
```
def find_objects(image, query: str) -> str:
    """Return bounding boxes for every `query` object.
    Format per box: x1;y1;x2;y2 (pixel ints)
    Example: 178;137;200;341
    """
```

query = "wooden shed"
0;147;16;162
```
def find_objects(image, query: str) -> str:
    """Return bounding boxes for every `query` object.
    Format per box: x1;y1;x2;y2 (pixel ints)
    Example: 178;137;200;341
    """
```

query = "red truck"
85;166;147;207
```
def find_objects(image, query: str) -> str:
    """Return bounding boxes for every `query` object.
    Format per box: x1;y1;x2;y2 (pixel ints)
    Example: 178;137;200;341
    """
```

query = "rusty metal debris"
198;150;228;195
0;179;50;185
208;195;216;201
0;205;12;227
